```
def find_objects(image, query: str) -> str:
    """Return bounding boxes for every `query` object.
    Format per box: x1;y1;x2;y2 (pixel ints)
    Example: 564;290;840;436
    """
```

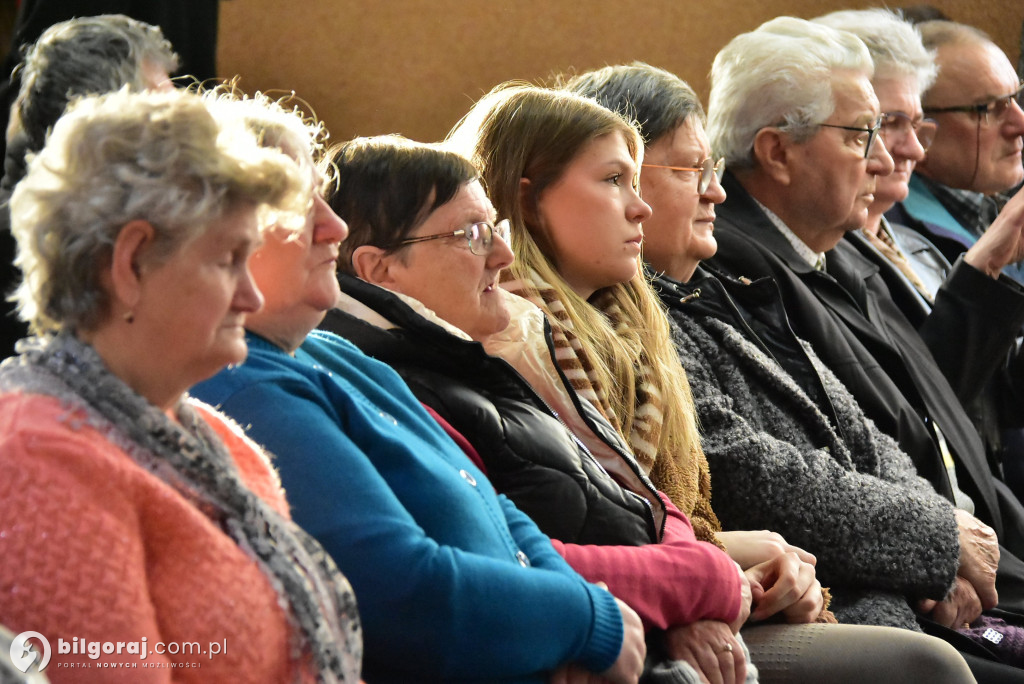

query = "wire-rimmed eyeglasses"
393;219;511;256
880;112;939;152
641;157;725;194
818;116;884;159
923;80;1024;124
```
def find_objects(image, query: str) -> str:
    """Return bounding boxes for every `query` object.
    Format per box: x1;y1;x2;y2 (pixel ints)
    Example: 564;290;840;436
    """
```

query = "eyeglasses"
923;81;1024;124
880;111;939;152
818;116;883;159
641;157;725;194
393;219;511;256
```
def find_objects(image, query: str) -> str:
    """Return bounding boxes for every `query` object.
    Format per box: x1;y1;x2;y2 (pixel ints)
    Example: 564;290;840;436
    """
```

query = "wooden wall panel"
217;1;1024;145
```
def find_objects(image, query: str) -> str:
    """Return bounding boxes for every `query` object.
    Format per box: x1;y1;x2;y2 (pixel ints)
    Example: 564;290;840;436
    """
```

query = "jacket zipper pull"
679;287;701;304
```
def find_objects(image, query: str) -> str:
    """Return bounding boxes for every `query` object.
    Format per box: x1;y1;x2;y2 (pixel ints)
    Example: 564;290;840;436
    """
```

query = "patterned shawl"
502;269;722;547
0;334;362;682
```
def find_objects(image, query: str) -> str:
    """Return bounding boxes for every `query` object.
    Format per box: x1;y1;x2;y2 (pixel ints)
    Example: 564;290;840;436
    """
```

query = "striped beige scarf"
502;268;722;546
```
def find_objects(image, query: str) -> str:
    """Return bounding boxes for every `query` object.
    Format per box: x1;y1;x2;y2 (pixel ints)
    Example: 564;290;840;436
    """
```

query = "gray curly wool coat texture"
668;300;960;631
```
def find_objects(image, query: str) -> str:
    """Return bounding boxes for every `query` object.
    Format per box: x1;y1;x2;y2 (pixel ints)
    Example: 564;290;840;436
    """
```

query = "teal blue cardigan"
192;329;623;683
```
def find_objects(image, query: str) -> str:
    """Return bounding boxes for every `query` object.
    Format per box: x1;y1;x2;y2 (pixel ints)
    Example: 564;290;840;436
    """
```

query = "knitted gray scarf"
0;333;361;682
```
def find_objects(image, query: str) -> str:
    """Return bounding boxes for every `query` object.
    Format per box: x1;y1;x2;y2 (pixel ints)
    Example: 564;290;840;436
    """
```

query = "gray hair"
204;87;328;235
7;14;179;184
564;62;704;147
10;88;309;335
814;9;937;92
707;16;873;169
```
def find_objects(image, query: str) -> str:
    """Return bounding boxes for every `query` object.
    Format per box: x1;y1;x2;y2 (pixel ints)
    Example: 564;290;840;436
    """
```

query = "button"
516;551;530;567
459;469;477;487
378;411;397;426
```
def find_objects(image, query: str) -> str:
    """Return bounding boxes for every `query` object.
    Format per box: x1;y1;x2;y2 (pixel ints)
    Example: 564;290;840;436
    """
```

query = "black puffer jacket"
321;274;664;547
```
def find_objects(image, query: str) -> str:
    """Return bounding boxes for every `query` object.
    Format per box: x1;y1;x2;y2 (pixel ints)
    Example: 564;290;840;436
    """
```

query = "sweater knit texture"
192;330;623;684
0;391;309;683
660;272;960;630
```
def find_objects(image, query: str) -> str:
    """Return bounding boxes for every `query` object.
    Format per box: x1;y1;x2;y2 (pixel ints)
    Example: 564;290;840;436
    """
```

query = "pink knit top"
0;391;308;683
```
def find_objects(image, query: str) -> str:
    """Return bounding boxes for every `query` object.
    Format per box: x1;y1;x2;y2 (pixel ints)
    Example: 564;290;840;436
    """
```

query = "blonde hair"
447;82;703;477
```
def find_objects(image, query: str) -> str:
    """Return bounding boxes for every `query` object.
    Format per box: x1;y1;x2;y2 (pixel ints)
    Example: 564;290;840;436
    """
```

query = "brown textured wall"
218;0;1024;145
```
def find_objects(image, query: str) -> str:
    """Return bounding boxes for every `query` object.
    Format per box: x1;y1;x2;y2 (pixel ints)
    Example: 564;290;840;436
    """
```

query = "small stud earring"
123;310;135;324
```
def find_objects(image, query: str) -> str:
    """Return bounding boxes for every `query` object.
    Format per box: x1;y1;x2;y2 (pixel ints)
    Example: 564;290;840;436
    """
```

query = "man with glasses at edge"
820;11;1024;516
706;15;1024;659
889;20;1024;284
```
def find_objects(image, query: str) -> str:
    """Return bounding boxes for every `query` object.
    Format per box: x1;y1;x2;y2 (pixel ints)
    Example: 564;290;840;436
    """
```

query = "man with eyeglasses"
706;15;1024;659
823;11;1024;539
890;20;1024;284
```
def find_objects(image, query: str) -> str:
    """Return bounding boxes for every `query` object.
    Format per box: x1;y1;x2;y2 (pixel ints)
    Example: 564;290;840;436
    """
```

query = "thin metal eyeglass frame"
641;157;725;194
392;219;511;256
817;116;883;159
879;111;939;152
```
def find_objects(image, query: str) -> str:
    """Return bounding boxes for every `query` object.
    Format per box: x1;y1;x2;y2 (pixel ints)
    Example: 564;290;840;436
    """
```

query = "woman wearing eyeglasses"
568;57;1024;682
192;127;647;683
437;78;980;683
320;133;773;684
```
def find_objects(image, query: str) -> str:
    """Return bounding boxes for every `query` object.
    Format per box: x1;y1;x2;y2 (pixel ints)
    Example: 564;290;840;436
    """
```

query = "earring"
123;310;135;324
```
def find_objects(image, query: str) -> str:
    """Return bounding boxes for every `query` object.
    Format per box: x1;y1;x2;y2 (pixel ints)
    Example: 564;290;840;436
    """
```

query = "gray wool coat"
661;271;960;631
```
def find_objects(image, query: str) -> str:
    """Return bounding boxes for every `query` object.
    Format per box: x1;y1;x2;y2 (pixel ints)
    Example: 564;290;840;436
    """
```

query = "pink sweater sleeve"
551;493;742;631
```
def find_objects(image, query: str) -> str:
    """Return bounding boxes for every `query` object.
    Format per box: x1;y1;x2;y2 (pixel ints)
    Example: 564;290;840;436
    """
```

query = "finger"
717;638;739;684
931;600;959;629
694;642;725;684
784;582;825;623
789;546;816;565
675;647;713;684
750;584;792;621
731;637;747;684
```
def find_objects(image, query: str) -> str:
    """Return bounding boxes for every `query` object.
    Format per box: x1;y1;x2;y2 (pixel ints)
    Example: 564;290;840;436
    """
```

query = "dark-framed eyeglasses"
641;157;726;194
923;80;1024;124
880;111;939;152
818;115;884;159
393;219;511;256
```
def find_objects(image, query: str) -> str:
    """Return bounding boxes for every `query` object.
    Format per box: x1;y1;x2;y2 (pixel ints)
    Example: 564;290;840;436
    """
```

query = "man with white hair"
817;9;1024;520
889;21;1024;284
705;14;1024;645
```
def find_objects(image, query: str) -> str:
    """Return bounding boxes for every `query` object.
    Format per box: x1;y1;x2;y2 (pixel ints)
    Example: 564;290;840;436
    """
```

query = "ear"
108;220;156;312
351;244;395;286
752;127;793;186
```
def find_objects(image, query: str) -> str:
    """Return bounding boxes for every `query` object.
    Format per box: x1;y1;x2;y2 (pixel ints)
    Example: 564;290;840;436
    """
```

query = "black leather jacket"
321;274;664;546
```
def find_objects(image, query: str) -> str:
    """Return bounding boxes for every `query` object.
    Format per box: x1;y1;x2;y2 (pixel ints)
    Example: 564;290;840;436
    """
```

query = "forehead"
655;117;709;160
831;70;880;120
574;130;635;166
443;179;495;219
872;75;923;115
933;42;1019;99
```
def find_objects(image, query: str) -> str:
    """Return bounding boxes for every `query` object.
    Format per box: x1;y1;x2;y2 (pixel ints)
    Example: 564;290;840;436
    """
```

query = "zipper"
538;318;665;539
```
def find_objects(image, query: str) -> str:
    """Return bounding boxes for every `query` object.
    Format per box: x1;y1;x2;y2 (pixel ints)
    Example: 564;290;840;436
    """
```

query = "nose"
885;128;926;164
235;263;265;314
312;194;349;244
487;231;515;270
702;171;727;205
1003;98;1024;138
630;185;653;223
867;135;895;176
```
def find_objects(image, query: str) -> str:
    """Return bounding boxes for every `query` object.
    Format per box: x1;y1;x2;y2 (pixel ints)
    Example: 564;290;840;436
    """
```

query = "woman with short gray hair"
0;87;362;682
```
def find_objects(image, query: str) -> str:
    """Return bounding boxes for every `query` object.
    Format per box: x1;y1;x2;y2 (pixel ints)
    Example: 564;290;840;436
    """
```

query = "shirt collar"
755;198;827;270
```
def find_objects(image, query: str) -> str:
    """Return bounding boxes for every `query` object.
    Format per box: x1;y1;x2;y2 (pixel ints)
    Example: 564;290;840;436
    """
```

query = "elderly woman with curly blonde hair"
0;88;361;683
